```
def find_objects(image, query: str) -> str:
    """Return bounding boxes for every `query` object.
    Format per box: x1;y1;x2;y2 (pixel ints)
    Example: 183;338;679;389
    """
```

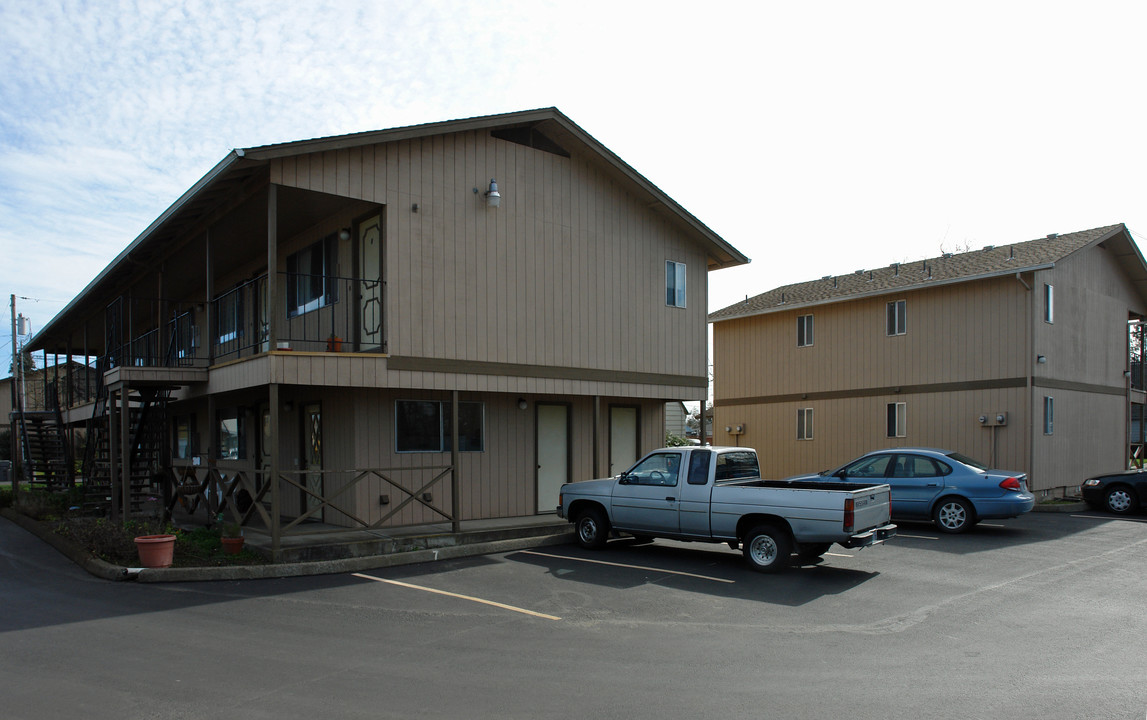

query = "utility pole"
9;294;19;494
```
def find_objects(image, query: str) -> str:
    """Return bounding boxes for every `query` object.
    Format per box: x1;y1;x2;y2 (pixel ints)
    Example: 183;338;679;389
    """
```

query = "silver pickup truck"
557;446;897;572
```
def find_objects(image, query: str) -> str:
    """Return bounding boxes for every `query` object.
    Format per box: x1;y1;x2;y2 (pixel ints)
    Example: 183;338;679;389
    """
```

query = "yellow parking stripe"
352;573;561;621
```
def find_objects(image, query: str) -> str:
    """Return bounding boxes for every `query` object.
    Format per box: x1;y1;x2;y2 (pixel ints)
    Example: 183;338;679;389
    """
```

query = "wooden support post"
120;384;131;519
109;388;120;523
451;390;460;533
269;383;281;561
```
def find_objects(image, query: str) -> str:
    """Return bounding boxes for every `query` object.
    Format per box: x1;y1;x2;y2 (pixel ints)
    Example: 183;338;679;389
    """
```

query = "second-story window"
287;232;339;317
797;314;814;347
666;261;686;308
886;299;906;336
1044;283;1054;323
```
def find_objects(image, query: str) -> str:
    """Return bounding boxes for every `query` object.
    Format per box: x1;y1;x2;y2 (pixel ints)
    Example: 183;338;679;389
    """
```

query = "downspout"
1018;271;1034;488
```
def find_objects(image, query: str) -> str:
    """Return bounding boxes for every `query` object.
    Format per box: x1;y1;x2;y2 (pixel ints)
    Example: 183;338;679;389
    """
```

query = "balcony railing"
211;272;385;361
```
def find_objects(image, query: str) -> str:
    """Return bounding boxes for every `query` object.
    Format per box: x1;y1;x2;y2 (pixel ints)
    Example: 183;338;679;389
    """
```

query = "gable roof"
33;108;749;352
710;224;1145;323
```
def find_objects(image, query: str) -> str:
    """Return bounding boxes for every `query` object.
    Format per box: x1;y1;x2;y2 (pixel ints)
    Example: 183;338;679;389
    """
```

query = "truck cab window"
688;450;712;485
626;452;682;486
715;451;760;481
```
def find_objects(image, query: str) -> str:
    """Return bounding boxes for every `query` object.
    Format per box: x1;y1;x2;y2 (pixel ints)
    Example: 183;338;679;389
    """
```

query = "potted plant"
134;533;176;568
220;521;244;554
326;334;342;352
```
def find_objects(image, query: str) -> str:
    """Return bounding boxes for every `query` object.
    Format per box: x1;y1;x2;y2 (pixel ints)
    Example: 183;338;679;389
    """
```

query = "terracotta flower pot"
221;536;245;555
134;534;176;568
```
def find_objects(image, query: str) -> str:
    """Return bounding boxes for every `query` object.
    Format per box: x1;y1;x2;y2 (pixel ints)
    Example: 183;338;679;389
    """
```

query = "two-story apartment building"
28;108;748;556
709;224;1147;493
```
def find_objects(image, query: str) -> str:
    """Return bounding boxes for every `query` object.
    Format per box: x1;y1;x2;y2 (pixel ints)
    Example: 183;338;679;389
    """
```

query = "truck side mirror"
618;472;630;485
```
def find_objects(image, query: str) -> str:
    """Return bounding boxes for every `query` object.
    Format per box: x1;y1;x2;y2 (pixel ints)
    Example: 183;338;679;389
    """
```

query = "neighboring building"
29;108;748;552
664;401;689;440
709;224;1147;493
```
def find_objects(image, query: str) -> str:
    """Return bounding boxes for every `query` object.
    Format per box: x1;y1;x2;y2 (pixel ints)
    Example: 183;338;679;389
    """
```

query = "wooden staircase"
18;409;71;490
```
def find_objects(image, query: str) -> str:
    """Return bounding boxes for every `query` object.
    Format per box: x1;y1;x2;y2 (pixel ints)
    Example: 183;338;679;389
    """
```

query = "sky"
2;0;1147;362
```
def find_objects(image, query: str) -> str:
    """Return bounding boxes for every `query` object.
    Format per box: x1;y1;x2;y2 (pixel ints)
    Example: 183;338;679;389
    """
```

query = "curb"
2;508;575;583
1031;501;1088;513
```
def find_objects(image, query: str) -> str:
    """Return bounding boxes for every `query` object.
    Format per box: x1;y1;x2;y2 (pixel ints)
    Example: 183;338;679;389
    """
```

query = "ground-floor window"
886;402;906;438
1043;396;1054;435
396;399;484;453
217;408;245;459
797;407;813;440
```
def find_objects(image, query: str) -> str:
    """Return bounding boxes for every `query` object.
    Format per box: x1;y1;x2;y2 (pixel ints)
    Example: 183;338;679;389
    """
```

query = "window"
666;261;686;308
797;314;814;347
890;454;943;478
217;409;245;460
624;452;682;486
287;232;339;317
687;449;712;485
216;288;242;344
174;415;194;459
842;455;892;478
714;451;760;481
886;402;906;438
797;408;813;440
1044;283;1054;323
886;299;906;336
1044;396;1054;435
396;400;484;453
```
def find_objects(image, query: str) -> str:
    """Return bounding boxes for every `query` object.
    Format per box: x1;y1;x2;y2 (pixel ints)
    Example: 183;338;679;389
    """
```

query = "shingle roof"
709;224;1130;322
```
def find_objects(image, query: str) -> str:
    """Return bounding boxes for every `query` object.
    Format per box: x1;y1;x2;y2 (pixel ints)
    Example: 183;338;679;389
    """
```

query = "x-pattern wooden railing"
165;463;455;535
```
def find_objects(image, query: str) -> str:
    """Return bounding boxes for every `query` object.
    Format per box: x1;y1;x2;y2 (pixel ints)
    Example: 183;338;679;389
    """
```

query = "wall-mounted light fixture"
1124;370;1132;378
517;397;527;410
283;401;294;413
339;228;351;241
485;178;501;208
1037;355;1047;364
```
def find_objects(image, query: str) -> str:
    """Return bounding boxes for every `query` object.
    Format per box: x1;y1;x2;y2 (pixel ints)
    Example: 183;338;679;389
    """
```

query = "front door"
536;403;569;513
301;403;323;521
609;405;639;477
357;214;383;352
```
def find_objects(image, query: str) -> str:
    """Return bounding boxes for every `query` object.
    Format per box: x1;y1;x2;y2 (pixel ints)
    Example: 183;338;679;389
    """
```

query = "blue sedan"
789;448;1034;533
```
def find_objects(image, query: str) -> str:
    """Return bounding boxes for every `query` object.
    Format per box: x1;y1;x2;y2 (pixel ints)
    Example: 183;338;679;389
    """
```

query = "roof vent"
891;262;900;277
942;252;953;259
1047;233;1059;239
822;275;832;280
854;269;864;275
982;245;994;252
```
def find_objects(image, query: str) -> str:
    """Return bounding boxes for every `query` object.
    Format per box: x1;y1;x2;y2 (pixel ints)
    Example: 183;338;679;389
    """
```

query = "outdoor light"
339;228;351;241
485;178;501;208
1037;355;1047;364
517;397;527;410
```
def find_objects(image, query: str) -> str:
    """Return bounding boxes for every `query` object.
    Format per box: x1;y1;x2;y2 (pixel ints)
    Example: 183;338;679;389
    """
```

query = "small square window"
886;300;906;336
886;402;906;438
666;261;686;308
797;315;813;347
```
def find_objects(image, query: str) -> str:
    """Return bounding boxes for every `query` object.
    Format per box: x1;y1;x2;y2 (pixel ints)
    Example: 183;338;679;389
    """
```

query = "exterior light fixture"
339;228;351;241
517;397;527;410
1037;355;1047;364
485;178;501;208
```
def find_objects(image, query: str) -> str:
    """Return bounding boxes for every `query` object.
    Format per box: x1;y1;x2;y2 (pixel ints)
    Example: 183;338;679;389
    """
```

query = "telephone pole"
10;294;19;492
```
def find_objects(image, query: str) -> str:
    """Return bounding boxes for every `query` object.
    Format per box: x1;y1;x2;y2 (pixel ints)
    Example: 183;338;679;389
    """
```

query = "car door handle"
666;497;676;502
926;483;940;487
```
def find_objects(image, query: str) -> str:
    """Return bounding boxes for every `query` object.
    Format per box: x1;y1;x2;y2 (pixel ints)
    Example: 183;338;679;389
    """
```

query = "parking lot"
3;510;1146;719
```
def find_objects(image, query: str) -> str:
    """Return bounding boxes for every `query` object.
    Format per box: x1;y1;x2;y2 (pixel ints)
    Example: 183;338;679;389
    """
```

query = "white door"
537;404;569;513
358;214;383;351
609;406;639;476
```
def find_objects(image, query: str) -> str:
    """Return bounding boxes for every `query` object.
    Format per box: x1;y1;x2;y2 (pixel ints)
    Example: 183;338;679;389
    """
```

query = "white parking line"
352;573;562;621
521;550;735;584
1070;514;1147;524
979;523;1005;528
896;533;939;540
824;552;853;558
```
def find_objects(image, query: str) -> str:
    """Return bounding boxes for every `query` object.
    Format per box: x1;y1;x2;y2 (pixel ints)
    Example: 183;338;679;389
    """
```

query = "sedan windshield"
946;452;988;472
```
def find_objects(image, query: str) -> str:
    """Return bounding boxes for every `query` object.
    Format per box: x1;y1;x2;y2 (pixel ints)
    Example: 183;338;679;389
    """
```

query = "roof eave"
708;263;1057;324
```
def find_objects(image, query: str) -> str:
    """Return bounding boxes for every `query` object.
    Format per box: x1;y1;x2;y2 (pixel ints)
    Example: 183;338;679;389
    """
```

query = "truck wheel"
743;525;791;573
796;543;832;562
933;497;975;533
575;508;609;550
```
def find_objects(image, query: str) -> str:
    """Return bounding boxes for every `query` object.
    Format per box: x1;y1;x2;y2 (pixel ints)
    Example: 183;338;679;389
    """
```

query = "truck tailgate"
848;484;892;531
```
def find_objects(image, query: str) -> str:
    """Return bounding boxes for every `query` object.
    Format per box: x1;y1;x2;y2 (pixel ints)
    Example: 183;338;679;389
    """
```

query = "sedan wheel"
934;497;974;534
1104;486;1138;515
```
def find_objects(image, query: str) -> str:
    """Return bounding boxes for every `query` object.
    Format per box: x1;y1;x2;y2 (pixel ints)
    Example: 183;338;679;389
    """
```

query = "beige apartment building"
709;224;1147;493
27;108;748;556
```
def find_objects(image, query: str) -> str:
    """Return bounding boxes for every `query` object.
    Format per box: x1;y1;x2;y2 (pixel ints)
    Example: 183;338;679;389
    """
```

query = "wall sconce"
485;178;501;208
1124;370;1132;378
339;228;351;241
283;401;294;413
1037;355;1047;364
517;397;527;410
